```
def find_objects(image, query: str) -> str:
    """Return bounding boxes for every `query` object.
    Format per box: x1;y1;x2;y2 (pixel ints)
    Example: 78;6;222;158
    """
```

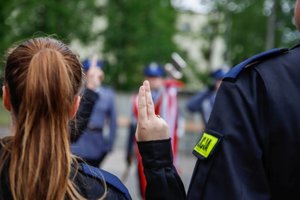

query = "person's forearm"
138;139;186;200
70;88;98;143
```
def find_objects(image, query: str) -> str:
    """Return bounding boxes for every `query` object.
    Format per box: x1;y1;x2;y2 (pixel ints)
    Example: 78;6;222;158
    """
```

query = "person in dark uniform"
0;37;131;200
134;1;300;199
186;68;227;126
71;57;117;167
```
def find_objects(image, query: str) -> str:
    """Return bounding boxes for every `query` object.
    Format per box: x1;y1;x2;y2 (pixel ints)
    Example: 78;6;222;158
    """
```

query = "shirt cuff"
137;138;173;169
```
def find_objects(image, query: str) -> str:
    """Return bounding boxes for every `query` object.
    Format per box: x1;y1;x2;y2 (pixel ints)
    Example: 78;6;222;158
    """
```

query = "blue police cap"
143;62;165;77
82;59;104;71
210;69;227;80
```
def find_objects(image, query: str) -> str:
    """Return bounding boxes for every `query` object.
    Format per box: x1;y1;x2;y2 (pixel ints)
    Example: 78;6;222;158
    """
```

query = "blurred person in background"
71;56;117;168
186;68;227;127
0;37;130;199
125;62;181;199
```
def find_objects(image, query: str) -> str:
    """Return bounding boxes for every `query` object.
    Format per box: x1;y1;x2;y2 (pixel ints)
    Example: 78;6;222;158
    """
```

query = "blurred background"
0;0;298;199
0;0;298;91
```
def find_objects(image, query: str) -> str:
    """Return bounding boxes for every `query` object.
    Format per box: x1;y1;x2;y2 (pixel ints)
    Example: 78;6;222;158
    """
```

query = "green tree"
0;1;16;62
203;0;297;65
0;0;99;64
104;0;178;90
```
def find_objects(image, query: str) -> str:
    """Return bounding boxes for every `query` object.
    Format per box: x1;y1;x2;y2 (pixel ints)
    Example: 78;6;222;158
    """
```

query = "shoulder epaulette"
81;163;132;200
225;48;289;79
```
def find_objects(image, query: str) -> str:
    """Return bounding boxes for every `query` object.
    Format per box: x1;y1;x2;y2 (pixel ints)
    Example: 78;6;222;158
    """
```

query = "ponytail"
9;48;73;199
0;37;96;200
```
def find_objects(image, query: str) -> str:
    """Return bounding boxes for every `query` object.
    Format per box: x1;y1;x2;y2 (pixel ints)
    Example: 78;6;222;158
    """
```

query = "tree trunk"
265;0;277;50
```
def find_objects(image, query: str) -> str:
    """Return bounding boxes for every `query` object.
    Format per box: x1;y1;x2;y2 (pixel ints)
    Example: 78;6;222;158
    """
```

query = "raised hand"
135;80;169;141
85;55;102;90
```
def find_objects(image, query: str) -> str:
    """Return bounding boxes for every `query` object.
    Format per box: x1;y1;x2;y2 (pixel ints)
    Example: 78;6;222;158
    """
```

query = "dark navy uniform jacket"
138;44;300;200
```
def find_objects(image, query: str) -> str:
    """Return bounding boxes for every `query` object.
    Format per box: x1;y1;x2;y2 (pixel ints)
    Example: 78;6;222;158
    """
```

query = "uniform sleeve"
186;90;208;113
107;89;117;151
187;68;270;199
137;139;186;200
70;88;99;143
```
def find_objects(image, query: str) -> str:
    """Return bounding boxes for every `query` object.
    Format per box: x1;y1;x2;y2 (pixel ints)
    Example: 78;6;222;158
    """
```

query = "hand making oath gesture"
135;80;169;141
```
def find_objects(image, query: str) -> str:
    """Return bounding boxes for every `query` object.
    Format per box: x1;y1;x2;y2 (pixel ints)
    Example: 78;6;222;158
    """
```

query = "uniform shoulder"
225;48;289;80
79;163;131;200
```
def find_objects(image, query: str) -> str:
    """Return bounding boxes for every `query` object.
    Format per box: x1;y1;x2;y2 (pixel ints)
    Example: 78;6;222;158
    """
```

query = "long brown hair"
0;37;88;199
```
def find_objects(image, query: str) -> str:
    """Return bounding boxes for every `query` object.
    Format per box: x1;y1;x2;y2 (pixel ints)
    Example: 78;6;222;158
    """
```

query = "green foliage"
0;100;10;127
0;0;99;66
205;0;298;65
225;0;267;64
104;0;178;90
0;0;15;66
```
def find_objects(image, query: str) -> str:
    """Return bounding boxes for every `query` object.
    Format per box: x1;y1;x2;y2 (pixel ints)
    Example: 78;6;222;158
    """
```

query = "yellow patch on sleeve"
194;132;219;158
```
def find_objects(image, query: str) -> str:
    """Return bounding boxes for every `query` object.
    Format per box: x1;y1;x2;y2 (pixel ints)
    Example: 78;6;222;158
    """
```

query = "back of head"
5;37;82;116
2;37;83;200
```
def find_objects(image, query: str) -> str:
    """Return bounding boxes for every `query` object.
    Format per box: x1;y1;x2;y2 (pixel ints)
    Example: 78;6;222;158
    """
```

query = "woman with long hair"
0;37;130;200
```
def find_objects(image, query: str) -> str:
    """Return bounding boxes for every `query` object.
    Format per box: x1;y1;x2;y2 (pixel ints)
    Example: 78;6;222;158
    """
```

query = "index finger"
137;85;147;121
90;55;98;69
143;80;155;118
